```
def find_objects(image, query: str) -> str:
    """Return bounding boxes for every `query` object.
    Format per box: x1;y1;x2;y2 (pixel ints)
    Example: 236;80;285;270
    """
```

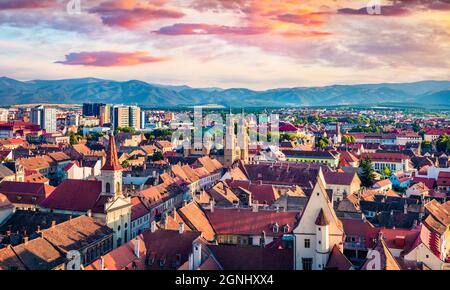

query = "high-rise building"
99;104;111;126
140;111;146;129
83;103;105;117
129;106;141;130
0;108;8;122
30;106;57;133
111;105;142;130
112;106;130;130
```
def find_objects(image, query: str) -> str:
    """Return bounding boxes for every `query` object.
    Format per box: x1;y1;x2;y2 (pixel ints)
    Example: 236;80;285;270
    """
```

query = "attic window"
272;223;279;233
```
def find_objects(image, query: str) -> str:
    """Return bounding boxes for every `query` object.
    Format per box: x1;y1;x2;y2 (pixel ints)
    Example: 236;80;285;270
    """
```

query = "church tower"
101;134;123;197
224;111;238;168
238;109;249;165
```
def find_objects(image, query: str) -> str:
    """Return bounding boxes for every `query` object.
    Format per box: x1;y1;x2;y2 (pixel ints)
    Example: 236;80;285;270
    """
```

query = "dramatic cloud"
338;5;411;16
0;0;449;88
55;51;169;67
273;13;329;26
189;0;251;12
154;23;269;35
338;0;450;16
0;0;57;10
89;0;185;28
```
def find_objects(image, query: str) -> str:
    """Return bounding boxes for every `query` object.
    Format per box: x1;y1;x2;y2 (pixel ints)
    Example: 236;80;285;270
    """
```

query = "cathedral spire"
102;134;123;171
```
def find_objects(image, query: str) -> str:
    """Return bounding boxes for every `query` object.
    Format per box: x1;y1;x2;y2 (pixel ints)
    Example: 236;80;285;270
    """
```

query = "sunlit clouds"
0;0;448;89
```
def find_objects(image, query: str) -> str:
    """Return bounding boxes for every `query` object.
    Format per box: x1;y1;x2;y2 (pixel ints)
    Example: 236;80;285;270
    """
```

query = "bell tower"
101;134;123;197
224;110;238;168
238;109;249;164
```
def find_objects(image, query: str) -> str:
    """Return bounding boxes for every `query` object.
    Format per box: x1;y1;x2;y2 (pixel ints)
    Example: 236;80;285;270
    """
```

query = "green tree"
383;166;392;178
342;135;356;144
316;137;330;149
421;141;432;154
436;134;450;153
69;133;83;145
358;156;376;187
152;151;164;162
121;160;130;168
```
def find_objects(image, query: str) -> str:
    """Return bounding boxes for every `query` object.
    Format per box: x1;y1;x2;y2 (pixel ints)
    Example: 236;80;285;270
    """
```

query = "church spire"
102;134;123;171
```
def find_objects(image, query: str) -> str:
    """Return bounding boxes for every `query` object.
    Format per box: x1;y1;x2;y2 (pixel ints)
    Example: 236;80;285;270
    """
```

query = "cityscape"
0;0;449;279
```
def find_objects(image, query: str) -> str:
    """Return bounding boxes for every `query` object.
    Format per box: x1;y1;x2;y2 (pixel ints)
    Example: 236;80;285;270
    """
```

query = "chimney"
23;236;29;244
252;203;259;212
99;256;105;270
87;209;92;217
210;199;214;213
172;210;177;221
51;220;56;228
150;220;157;233
179;223;185;234
134;237;140;259
192;243;202;270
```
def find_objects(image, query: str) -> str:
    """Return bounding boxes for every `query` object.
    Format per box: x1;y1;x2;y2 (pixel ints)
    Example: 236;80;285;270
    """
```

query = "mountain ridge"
0;77;449;107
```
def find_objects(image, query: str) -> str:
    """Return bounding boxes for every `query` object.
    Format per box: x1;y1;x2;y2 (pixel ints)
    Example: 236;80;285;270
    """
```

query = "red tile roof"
323;171;358;186
205;208;298;237
131;197;149;221
361;152;409;163
326;245;353;270
225;179;279;205
0;181;54;206
39;179;106;213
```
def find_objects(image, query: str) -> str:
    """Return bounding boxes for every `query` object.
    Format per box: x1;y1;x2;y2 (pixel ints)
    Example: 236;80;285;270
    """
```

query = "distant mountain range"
0;77;449;107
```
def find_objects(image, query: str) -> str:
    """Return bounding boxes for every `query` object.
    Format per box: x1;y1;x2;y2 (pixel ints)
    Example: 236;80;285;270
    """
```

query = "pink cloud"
274;13;327;26
89;0;185;28
154;23;269;35
55;51;169;67
0;0;57;10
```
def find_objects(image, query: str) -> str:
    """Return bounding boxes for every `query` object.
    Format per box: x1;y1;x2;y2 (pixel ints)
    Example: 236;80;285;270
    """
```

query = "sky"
0;0;449;90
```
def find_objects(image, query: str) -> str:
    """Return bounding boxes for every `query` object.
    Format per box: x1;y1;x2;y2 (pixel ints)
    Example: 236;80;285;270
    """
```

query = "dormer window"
283;225;290;233
272;223;279;233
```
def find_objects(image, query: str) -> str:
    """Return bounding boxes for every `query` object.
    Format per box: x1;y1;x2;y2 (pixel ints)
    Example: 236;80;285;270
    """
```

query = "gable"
293;179;343;235
105;196;132;212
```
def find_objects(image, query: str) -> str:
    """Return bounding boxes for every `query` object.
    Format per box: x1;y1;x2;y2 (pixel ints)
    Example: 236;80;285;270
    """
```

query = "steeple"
102;134;123;171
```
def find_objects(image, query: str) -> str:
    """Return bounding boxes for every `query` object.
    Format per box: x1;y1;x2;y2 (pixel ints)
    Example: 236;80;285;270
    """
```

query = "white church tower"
100;134;131;248
293;178;344;270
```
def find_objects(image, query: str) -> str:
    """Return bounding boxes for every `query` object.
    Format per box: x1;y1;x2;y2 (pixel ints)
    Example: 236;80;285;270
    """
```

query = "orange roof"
178;202;216;241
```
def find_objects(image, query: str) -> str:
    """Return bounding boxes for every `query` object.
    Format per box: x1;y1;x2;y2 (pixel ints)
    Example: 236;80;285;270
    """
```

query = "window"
105;182;111;193
304;239;311;248
302;258;313;270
